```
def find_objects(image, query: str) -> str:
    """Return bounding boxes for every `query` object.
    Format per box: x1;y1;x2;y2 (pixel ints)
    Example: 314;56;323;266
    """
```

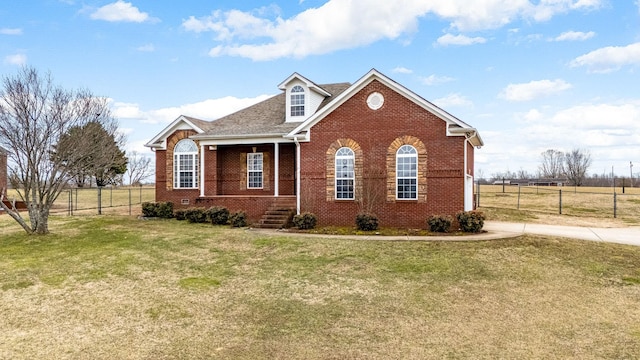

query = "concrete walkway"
253;222;640;246
484;221;640;246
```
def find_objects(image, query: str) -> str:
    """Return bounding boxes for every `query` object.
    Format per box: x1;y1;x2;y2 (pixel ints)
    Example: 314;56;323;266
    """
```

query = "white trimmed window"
290;85;305;117
396;145;417;199
247;152;263;189
173;139;198;189
335;147;355;199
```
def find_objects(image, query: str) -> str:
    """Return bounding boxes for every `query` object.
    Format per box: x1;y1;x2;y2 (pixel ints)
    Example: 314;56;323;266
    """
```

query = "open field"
1;215;640;359
477;185;640;226
4;186;155;216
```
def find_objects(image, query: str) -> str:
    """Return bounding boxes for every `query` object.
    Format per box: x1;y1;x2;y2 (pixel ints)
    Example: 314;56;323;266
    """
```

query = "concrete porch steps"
255;197;296;229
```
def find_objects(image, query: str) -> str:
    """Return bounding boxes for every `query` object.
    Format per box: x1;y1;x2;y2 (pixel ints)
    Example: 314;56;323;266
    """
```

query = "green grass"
1;215;640;359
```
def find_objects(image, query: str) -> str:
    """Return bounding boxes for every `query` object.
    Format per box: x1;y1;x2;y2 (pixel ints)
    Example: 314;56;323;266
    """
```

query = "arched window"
396;145;417;199
335;147;355;199
290;85;305;117
173;139;198;189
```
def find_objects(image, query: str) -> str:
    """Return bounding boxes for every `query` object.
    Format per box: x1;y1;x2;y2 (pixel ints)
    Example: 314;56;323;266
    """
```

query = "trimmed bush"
230;211;248;228
141;202;157;217
293;212;317;230
141;202;173;218
174;209;188;221
356;212;379;231
456;210;486;233
427;215;452;233
156;202;174;219
207;206;230;225
185;207;208;223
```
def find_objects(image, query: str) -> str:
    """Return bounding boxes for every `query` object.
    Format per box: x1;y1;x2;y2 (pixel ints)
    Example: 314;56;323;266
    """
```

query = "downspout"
200;144;205;197
293;137;301;215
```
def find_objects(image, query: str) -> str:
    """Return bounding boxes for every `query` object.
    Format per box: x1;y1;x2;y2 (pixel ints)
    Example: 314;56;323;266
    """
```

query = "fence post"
614;192;617;218
476;180;480;208
129;188;132;216
110;186;113;207
517;185;521;210
68;190;71;216
502;177;506;193
559;189;562;215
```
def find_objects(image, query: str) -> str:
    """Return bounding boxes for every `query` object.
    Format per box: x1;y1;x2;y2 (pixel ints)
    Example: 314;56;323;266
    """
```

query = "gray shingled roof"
191;83;351;139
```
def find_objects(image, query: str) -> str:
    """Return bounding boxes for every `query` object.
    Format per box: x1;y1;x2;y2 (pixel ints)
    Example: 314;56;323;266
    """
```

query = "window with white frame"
335;147;355;199
396;145;417;199
173;139;198;189
290;85;305;117
247;152;263;189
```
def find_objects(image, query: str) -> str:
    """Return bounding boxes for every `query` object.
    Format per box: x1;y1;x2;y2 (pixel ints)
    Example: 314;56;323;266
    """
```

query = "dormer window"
290;85;305;117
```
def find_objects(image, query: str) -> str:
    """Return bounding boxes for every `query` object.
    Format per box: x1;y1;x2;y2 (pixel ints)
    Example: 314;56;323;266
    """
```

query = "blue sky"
1;0;639;179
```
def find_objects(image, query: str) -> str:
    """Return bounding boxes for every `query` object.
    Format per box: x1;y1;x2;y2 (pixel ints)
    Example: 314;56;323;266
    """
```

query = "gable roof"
278;72;332;97
286;68;483;147
144;115;211;149
190;82;350;141
145;69;482;148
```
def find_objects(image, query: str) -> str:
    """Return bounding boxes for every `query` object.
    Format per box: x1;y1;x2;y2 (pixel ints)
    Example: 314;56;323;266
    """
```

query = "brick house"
145;69;483;228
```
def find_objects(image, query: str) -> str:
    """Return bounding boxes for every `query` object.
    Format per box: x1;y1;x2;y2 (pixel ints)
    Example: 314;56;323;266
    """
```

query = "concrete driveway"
484;221;640;247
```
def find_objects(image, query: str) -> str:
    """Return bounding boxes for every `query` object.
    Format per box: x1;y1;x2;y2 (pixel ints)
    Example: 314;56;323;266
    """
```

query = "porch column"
274;142;279;197
200;144;205;197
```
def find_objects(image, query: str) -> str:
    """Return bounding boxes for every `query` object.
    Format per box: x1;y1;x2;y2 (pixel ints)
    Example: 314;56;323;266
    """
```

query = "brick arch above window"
325;138;363;202
386;135;427;202
166;130;198;191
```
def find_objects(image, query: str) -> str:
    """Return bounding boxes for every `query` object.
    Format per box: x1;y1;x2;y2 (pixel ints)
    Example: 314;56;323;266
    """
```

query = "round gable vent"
367;92;384;110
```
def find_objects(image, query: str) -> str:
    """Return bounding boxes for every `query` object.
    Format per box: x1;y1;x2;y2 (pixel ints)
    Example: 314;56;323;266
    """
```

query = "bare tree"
125;151;154;185
539;149;565;178
0;66;116;234
564;148;592;186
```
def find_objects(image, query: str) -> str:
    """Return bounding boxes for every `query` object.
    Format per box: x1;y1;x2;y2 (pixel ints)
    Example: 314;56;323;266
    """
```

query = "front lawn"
1;216;639;359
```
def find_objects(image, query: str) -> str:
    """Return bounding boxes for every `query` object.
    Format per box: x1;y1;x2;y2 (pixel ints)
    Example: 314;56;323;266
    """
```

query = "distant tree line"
479;148;637;187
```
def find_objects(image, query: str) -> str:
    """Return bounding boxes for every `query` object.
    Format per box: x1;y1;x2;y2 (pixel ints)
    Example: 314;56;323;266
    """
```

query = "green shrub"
456;210;486;233
356;212;379;231
293;212;317;230
141;202;157;217
230;211;248;228
156;202;174;219
207;206;230;225
185;207;208;223
174;209;188;221
427;214;452;233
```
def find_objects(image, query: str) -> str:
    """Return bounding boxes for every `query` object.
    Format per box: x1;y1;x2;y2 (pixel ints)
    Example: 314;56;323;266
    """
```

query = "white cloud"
570;42;640;73
553;30;595;41
136;44;155;52
420;74;455;85
477;100;640;176
499;79;572;101
90;1;155;23
392;67;413;74
4;53;27;66
183;0;600;61
0;28;22;35
432;93;472;108
112;95;272;124
436;33;487;46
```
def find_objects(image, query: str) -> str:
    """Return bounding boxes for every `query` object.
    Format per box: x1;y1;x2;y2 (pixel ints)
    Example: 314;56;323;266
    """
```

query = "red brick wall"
300;79;470;228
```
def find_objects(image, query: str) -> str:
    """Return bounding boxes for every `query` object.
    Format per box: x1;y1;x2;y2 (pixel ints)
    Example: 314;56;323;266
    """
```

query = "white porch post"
274;142;279;197
200;144;205;197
